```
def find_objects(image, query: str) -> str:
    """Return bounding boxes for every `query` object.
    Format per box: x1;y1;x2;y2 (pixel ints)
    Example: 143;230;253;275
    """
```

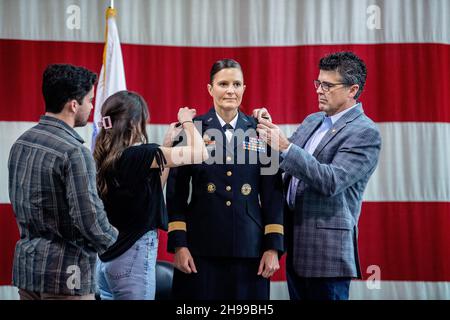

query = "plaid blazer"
280;104;381;278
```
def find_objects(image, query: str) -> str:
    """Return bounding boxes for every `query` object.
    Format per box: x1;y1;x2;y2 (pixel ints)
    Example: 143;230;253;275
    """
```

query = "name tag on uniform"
242;137;266;153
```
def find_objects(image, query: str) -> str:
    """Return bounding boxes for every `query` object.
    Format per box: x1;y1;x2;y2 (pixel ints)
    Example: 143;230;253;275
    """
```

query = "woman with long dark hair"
93;90;207;300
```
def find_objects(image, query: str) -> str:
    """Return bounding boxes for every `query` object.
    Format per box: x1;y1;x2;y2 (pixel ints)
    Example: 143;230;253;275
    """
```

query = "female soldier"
94;90;208;299
166;59;284;300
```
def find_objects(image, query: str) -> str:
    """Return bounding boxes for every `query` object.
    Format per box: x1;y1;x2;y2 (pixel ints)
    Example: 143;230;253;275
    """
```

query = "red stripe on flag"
358;202;450;282
1;39;449;123
2;202;449;285
0;204;18;286
159;202;450;282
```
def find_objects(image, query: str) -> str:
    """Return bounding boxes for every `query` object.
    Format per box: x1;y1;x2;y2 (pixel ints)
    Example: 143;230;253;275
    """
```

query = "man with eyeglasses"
253;52;381;300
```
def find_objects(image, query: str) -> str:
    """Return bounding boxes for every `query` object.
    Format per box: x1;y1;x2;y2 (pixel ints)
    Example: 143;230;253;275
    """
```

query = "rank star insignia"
207;183;216;193
241;183;252;195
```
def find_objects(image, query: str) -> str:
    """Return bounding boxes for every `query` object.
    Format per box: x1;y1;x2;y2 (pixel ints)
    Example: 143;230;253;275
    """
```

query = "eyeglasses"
314;80;348;92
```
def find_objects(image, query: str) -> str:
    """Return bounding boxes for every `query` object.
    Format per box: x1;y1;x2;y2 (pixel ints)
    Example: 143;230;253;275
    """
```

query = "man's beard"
74;113;89;127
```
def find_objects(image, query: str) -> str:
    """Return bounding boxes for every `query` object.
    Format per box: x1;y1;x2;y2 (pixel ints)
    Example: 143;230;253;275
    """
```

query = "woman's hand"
177;107;197;124
257;249;280;278
162;122;182;147
174;247;197;274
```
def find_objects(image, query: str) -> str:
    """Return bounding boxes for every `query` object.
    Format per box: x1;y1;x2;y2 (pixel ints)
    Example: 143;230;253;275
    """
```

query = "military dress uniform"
166;108;284;300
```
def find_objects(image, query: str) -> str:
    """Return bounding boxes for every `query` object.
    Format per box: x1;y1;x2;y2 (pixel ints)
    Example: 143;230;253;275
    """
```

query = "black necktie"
222;123;234;131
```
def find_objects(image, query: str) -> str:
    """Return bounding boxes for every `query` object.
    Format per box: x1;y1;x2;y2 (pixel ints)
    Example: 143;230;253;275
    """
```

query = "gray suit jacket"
280;104;381;278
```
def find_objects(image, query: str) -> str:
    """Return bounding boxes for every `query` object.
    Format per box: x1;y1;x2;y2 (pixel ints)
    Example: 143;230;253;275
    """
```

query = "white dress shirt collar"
216;111;239;129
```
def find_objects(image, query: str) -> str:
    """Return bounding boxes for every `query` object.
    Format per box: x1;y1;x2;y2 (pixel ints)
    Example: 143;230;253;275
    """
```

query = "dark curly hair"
319;52;367;99
42;64;97;113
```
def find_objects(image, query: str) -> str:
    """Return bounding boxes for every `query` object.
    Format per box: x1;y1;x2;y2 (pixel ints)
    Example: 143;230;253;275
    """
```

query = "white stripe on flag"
1;121;450;203
269;280;450;300
2;281;450;300
1;0;448;46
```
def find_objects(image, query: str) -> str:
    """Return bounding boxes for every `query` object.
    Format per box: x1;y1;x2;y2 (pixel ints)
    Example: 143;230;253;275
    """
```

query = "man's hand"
257;249;280;278
256;119;290;152
252;107;272;123
174;247;198;274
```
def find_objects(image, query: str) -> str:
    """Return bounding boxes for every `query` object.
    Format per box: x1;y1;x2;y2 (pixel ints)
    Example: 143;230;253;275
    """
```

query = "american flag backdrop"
0;0;449;299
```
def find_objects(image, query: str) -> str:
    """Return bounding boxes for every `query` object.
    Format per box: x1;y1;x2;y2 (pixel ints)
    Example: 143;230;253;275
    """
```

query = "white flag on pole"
92;6;126;150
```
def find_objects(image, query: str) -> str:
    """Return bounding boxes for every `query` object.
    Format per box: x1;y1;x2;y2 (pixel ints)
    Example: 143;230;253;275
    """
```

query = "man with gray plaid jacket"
8;64;118;300
254;52;381;300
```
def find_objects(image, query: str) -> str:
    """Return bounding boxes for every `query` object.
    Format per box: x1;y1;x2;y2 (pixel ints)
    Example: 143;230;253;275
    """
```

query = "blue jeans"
96;230;158;300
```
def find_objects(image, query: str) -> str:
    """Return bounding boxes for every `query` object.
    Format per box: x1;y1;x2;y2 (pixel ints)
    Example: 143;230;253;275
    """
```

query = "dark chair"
155;260;174;300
